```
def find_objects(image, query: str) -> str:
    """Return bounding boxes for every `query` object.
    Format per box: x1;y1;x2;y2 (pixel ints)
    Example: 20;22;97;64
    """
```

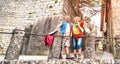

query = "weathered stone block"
26;16;62;55
4;28;25;60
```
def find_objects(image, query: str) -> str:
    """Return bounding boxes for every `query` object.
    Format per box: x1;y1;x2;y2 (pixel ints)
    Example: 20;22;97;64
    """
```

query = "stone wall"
111;0;120;37
0;0;64;54
0;0;77;54
63;0;77;19
111;0;120;58
25;16;63;55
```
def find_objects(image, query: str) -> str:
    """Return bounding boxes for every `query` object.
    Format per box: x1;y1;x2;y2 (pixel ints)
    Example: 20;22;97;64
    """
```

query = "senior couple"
56;16;84;59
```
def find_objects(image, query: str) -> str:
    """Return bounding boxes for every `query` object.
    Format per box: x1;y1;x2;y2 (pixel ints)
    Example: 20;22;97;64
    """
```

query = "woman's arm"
80;20;84;27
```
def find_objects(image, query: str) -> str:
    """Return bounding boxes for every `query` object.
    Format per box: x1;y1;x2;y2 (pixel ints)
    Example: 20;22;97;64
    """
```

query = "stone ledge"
0;59;120;64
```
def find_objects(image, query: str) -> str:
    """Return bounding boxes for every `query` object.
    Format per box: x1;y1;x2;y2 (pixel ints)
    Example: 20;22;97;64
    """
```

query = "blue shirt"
60;20;67;35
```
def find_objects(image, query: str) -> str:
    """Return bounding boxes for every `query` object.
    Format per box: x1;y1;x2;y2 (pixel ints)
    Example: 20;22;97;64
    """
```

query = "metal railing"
0;31;120;56
0;31;120;39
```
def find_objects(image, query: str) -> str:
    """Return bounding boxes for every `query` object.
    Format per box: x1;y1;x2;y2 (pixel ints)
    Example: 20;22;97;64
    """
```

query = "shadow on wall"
21;15;63;55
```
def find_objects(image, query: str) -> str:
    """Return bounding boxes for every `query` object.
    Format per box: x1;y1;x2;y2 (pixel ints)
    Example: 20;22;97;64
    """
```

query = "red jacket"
43;34;54;46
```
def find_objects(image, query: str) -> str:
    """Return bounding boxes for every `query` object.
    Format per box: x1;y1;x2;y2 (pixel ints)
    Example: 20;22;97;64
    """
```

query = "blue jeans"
72;38;82;50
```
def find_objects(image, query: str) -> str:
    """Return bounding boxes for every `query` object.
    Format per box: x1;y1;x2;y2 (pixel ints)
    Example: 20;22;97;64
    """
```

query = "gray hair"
64;15;70;19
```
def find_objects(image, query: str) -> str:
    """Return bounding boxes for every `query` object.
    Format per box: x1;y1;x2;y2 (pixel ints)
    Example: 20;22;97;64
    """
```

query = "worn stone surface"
63;0;77;19
21;25;33;55
26;16;62;55
0;0;77;55
0;0;120;60
0;59;119;64
111;0;120;37
0;0;64;55
115;35;120;59
48;31;62;59
4;28;25;60
84;32;96;59
111;0;120;59
84;37;95;59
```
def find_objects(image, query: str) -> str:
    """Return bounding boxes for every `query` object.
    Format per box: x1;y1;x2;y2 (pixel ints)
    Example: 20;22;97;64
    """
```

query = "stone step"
0;55;118;64
0;51;115;63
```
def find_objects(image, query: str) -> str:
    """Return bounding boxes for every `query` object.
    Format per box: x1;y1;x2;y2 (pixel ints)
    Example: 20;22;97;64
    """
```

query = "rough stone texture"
111;0;120;59
4;28;25;60
21;24;33;55
111;0;120;37
0;59;119;64
0;0;77;55
48;31;62;59
63;0;77;19
1;0;120;60
0;0;63;31
84;30;96;59
0;0;63;54
84;37;95;59
26;16;62;55
115;35;120;59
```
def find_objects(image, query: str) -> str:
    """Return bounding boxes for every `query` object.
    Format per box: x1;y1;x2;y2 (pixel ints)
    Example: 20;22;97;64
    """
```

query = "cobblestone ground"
0;52;118;64
0;51;114;60
0;55;48;61
95;51;114;59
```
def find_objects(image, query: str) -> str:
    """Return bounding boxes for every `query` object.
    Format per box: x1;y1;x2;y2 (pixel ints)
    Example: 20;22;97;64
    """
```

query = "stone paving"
0;51;114;61
0;51;118;64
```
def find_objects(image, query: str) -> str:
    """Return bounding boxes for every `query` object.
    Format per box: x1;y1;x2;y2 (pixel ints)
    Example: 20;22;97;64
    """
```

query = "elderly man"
56;16;73;59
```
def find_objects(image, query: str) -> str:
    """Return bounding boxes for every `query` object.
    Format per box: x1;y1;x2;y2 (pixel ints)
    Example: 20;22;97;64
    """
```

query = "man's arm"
48;29;58;34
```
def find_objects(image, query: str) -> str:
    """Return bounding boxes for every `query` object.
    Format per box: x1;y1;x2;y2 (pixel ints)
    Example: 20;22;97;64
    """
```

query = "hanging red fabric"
42;34;54;46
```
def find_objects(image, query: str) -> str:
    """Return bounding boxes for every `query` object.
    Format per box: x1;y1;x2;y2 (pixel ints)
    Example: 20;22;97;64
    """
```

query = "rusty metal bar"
0;31;120;39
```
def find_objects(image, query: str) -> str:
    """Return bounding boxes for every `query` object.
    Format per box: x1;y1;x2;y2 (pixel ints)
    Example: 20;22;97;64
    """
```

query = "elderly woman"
71;16;84;59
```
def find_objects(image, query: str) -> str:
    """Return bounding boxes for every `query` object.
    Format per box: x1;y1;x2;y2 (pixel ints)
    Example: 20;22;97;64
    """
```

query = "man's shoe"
74;54;77;59
66;54;74;59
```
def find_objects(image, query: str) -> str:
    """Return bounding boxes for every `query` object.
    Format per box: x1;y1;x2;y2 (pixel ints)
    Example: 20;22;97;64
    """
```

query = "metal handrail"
0;31;120;39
